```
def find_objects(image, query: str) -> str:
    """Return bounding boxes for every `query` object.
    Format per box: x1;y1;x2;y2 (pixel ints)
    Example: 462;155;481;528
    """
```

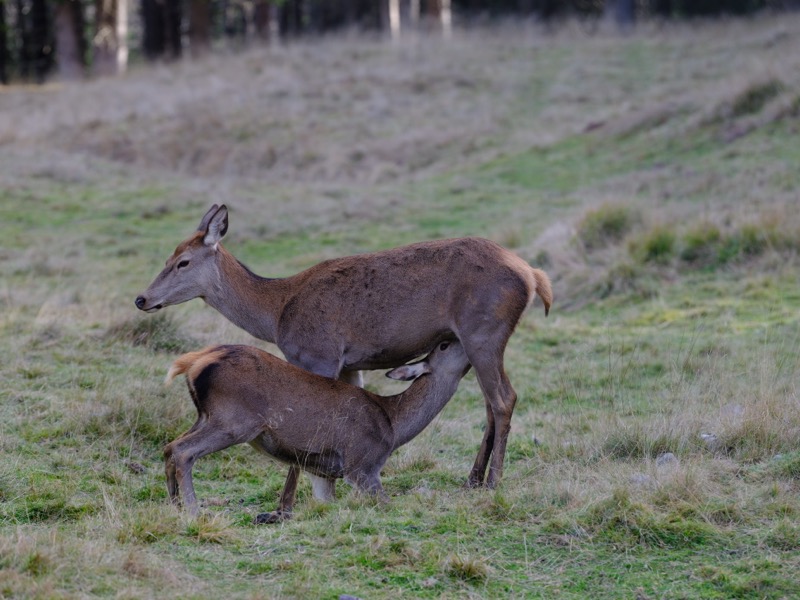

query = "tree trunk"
280;0;308;37
381;0;400;37
440;0;451;37
54;0;87;80
117;0;128;71
0;0;8;84
188;0;211;56
94;0;127;75
606;0;635;32
651;0;672;17
343;0;358;29
142;0;165;59
94;0;117;75
20;0;52;81
142;0;181;60
164;0;181;59
254;0;271;40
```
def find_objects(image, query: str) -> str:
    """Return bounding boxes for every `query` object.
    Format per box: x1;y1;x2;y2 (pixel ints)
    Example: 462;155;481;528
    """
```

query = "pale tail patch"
165;346;225;385
501;251;553;316
530;268;553;316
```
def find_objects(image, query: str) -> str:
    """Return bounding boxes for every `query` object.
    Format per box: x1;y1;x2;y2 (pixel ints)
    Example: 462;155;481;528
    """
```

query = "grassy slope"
2;15;800;599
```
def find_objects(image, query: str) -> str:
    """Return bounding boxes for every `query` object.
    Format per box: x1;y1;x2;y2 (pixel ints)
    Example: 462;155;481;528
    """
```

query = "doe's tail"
530;267;553;316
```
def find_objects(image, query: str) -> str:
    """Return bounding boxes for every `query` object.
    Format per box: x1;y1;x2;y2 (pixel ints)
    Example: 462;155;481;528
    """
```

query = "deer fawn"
164;341;471;521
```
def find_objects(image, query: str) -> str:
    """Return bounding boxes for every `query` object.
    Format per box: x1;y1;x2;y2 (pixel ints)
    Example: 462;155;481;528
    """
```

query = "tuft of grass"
763;519;800;551
22;551;51;577
577;204;640;251
601;423;694;461
719;223;770;262
680;222;722;265
184;512;239;545
116;504;182;544
649;471;714;514
579;488;721;549
712;397;800;462
478;490;520;521
442;553;491;582
64;377;190;448
297;499;334;521
365;535;421;568
767;451;800;479
5;478;100;524
674;220;769;269
104;312;196;353
631;225;677;265
730;79;785;118
121;548;167;581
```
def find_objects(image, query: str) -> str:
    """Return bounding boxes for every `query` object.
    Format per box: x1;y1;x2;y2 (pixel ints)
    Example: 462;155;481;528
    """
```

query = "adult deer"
164;340;471;521
136;204;552;491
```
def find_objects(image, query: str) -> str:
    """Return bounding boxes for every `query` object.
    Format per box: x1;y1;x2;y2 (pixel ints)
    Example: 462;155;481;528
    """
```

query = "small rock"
125;461;146;475
635;588;652;600
255;510;290;525
655;452;678;468
414;485;433;498
421;577;439;588
772;454;784;461
700;433;720;450
630;473;653;486
721;404;745;419
204;497;229;507
339;595;363;600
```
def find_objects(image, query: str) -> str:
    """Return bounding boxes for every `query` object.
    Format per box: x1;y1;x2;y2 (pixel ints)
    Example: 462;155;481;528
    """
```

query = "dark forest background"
1;0;798;84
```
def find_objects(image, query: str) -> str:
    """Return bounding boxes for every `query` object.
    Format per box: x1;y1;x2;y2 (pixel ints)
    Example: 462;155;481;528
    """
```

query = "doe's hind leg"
459;321;519;489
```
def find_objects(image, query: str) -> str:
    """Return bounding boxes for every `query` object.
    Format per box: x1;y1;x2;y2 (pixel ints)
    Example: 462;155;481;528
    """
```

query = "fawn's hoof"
254;510;291;525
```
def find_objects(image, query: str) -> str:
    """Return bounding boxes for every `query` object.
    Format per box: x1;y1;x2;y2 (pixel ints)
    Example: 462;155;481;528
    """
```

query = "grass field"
2;14;800;599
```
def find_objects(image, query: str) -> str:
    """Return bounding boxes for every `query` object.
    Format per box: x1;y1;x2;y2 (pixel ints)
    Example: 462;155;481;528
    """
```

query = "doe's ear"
386;361;431;382
203;205;229;247
197;204;220;232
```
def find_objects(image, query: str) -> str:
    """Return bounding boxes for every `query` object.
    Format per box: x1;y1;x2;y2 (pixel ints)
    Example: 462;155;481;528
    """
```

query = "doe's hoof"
254;510;291;525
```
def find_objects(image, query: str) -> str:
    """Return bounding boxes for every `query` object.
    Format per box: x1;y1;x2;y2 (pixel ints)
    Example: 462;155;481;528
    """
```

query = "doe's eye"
177;260;190;269
439;342;450;351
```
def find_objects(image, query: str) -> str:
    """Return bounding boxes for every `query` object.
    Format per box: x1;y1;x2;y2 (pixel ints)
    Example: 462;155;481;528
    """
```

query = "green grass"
2;15;800;599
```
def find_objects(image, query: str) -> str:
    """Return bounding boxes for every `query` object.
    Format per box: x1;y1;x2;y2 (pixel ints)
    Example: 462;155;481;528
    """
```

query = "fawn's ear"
385;361;431;382
203;205;229;247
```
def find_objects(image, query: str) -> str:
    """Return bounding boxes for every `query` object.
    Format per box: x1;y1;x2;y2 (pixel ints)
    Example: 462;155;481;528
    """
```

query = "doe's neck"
203;246;290;343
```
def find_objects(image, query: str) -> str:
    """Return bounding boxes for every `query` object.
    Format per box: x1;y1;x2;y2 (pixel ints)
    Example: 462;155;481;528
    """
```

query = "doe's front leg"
347;468;389;504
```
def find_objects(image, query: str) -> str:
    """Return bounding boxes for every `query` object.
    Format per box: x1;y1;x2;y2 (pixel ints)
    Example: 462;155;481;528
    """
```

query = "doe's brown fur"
138;204;552;494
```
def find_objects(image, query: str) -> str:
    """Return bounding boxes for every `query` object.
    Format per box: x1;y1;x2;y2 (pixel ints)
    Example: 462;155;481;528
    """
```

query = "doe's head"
135;204;229;312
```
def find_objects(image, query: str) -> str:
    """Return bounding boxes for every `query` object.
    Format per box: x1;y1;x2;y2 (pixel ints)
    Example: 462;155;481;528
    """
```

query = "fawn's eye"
439;342;450;351
177;260;190;269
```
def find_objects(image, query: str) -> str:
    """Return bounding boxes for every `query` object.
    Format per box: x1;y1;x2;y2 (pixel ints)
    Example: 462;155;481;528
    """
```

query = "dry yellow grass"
1;14;798;186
